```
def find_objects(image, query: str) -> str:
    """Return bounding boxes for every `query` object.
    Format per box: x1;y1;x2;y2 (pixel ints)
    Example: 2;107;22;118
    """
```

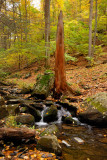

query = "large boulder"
27;105;41;122
15;114;35;126
78;92;107;127
37;135;62;155
40;124;59;137
43;105;58;122
31;72;54;100
63;116;73;124
0;96;5;106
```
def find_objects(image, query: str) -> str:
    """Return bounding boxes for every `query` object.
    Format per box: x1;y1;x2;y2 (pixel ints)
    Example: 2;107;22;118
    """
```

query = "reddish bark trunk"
54;11;74;98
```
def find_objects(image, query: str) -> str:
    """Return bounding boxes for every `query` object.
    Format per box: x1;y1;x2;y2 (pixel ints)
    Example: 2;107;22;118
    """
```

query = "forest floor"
7;52;107;111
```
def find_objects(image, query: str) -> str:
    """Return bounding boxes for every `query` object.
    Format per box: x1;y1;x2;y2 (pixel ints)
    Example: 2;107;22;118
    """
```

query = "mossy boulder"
40;124;59;137
37;135;62;155
31;72;54;99
15;114;35;126
43;105;58;122
78;92;107;127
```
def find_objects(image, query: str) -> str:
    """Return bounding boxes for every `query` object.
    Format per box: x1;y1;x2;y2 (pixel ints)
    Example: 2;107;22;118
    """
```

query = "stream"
35;108;107;160
0;84;107;160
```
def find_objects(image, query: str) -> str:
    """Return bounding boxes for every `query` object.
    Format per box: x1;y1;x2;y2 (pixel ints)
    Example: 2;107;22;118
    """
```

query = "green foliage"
36;73;54;90
85;56;95;66
10;73;22;79
5;116;22;128
0;69;10;78
65;53;77;62
64;20;89;55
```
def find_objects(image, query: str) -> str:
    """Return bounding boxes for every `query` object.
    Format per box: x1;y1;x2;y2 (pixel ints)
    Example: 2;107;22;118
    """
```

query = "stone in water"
74;137;84;144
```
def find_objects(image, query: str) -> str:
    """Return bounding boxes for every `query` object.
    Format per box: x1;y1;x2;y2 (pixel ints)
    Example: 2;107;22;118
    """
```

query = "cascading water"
35;105;48;126
35;104;82;126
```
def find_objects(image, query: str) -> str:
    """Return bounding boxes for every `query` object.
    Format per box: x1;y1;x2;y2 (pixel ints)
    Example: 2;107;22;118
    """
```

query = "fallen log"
0;127;36;142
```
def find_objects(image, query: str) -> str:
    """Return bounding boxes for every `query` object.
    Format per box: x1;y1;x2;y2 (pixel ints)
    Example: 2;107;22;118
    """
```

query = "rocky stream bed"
0;81;107;160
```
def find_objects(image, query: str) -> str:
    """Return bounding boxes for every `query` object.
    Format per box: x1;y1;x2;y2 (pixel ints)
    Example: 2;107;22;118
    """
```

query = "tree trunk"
45;0;50;68
25;0;28;42
13;1;16;43
92;0;97;56
54;11;74;98
88;0;93;57
0;127;35;141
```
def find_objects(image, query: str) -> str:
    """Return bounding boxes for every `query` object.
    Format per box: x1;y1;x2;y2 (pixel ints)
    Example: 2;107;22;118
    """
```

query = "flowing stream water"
35;105;107;160
0;85;107;160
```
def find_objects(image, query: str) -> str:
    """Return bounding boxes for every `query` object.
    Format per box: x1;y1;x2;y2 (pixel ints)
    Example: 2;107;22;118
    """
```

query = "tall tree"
88;0;93;57
92;0;98;56
54;11;74;98
45;0;50;67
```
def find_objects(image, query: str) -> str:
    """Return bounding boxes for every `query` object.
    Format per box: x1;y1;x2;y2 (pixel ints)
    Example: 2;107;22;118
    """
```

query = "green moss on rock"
32;72;54;99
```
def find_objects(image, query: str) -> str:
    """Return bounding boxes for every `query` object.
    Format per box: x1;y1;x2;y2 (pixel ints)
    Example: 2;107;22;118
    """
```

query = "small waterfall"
35;105;48;126
35;105;86;127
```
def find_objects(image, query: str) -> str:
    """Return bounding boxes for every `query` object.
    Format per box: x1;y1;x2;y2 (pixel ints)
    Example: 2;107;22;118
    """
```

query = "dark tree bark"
54;11;74;98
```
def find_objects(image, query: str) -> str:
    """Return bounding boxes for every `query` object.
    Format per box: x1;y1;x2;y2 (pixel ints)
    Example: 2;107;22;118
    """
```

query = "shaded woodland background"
0;0;106;76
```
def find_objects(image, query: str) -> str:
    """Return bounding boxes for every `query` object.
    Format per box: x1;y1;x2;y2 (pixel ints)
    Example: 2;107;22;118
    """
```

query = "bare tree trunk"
54;11;74;98
45;0;50;68
92;0;97;56
88;0;93;57
13;1;16;43
25;0;28;42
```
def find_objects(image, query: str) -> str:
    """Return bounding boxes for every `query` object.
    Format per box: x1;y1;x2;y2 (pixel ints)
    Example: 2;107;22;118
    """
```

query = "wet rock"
31;72;54;99
63;116;73;124
37;135;62;155
16;114;35;126
56;101;77;117
4;94;17;100
44;100;54;106
40;124;59;137
62;140;71;147
78;92;107;127
0;106;9;119
6;99;24;105
19;102;41;121
31;103;44;111
0;96;5;106
20;100;35;107
27;105;41;122
43;105;58;122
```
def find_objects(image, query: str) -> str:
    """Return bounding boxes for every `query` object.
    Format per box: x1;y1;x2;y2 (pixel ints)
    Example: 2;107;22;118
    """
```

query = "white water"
35;105;87;127
35;105;48;126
